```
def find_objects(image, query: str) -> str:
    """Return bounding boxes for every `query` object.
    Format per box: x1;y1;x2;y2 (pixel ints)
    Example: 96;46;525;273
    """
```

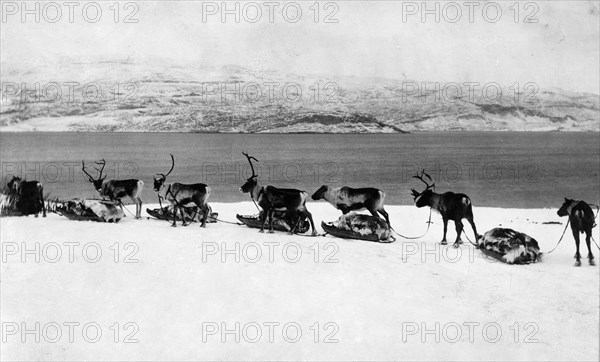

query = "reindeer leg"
268;209;275;233
171;205;178;227
41;186;46;217
441;217;448;245
573;228;581;266
303;209;318;236
180;206;189;226
136;197;142;219
200;205;208;228
585;230;595;265
259;208;268;233
378;208;391;229
453;220;464;248
290;211;300;234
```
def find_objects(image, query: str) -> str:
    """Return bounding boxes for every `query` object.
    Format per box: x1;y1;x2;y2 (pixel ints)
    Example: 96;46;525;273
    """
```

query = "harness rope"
390;208;433;240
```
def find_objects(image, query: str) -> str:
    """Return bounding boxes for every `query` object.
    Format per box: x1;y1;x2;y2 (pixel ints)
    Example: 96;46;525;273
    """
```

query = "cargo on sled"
322;213;394;243
146;204;218;223
56;199;124;223
236;210;310;233
477;228;542;264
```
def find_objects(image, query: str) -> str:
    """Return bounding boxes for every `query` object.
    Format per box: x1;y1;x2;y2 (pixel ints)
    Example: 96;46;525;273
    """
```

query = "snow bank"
1;203;599;361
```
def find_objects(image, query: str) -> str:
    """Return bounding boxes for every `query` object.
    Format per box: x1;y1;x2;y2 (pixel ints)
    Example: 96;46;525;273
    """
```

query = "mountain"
1;60;598;132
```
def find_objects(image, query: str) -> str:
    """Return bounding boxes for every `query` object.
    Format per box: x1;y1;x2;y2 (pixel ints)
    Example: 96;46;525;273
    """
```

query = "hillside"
1;60;598;132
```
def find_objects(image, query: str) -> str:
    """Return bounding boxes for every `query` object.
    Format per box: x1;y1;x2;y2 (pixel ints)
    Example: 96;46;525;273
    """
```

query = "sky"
1;0;599;93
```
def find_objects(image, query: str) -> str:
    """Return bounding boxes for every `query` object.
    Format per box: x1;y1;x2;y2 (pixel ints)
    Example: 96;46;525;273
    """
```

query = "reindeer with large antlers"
239;152;317;235
410;170;478;248
153;154;212;227
82;159;144;219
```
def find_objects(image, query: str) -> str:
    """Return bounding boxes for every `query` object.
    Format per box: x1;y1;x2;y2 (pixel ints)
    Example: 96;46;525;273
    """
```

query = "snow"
1;202;599;361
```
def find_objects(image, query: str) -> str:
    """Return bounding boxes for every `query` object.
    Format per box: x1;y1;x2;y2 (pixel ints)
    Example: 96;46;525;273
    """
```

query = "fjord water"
1;132;598;208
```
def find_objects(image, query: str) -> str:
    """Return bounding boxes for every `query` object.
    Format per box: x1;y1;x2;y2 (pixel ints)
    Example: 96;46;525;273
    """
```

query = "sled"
236;212;310;233
146;207;218;223
321;221;395;243
478;228;542;264
56;199;124;223
58;211;107;223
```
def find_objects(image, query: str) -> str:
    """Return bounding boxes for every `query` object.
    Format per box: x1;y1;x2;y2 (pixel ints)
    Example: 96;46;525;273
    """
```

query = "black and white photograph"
1;1;599;360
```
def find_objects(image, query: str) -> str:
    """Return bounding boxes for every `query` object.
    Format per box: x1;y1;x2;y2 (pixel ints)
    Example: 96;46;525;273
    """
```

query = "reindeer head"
240;152;259;193
557;198;576;217
410;169;435;208
7;176;23;194
312;185;329;200
154;154;175;192
82;159;107;195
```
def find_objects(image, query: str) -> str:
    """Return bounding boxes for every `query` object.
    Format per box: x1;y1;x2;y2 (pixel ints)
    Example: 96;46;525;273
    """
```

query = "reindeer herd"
3;152;598;266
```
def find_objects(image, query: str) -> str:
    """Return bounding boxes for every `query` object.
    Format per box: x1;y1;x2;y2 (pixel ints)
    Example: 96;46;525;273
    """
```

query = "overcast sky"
1;0;599;93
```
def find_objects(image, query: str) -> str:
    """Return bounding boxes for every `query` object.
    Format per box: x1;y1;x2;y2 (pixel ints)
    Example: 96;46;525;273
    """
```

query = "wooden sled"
146;207;218;223
236;213;310;234
321;221;395;243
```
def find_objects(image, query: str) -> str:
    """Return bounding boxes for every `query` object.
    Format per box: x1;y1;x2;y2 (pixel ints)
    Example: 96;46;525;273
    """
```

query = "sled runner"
478;228;542;264
56;199;124;223
321;213;394;243
236;211;310;233
146;206;218;223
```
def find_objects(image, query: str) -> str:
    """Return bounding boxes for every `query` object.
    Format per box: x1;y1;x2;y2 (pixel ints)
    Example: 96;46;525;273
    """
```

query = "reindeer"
6;176;46;217
311;185;390;228
82;159;144;219
239;152;317;235
557;198;597;266
410;170;478;248
153;154;212;227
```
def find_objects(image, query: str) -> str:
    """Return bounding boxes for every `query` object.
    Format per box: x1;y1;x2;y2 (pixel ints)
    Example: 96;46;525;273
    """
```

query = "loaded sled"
56;199;124;223
236;210;310;233
322;213;395;243
477;228;542;264
146;204;218;223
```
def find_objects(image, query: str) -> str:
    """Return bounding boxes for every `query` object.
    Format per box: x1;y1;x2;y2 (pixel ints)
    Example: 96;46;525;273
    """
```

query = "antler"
242;152;259;178
413;169;434;190
82;160;96;182
158;154;175;178
94;159;107;181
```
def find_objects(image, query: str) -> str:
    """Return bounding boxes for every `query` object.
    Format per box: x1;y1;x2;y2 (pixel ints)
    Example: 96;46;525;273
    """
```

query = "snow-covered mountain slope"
1;61;598;132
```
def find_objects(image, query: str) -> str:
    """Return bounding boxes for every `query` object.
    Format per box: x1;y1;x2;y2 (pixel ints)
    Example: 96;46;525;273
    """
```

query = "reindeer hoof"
575;260;582;267
589;259;596;266
312;232;318;236
268;230;275;234
453;243;460;248
440;241;448;245
171;224;177;228
259;230;265;233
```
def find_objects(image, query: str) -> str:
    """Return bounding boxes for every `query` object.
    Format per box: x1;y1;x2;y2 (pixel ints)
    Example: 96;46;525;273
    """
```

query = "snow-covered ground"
1;202;599;361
